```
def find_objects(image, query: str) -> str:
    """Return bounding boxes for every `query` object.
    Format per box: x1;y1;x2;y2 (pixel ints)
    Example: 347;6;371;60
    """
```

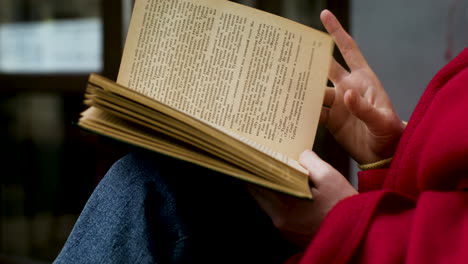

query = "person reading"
54;9;468;264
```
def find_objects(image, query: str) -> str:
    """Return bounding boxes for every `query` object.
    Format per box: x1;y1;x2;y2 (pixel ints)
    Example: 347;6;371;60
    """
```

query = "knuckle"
272;215;287;229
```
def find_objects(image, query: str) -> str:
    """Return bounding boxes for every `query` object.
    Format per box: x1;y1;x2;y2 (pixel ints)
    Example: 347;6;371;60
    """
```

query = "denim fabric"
54;151;296;264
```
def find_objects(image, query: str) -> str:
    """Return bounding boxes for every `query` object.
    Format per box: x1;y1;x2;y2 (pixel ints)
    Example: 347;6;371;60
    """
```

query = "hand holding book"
78;1;402;202
79;0;334;199
249;10;403;248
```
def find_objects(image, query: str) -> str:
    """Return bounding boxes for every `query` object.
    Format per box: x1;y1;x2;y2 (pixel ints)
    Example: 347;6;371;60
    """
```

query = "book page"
117;0;333;159
88;74;310;187
80;106;311;198
213;124;308;175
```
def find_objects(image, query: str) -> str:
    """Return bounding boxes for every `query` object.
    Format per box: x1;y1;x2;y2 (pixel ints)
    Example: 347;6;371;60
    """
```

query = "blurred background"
0;0;466;262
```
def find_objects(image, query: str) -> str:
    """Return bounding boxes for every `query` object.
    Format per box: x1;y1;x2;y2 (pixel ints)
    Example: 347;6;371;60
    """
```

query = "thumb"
299;150;357;212
344;89;404;141
344;89;382;126
299;150;341;188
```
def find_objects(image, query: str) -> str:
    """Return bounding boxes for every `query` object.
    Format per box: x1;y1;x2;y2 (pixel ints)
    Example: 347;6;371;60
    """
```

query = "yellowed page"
80;107;311;198
86;76;308;187
118;0;333;160
213;124;308;175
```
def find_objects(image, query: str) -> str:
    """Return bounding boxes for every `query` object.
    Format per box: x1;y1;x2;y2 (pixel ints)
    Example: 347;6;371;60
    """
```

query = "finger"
247;184;280;204
320;10;367;70
328;58;348;85
344;89;381;125
319;106;330;125
246;184;284;218
323;86;335;107
299;150;336;187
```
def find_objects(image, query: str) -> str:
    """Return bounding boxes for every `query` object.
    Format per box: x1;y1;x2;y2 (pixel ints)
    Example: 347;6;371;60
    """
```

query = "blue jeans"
54;151;296;263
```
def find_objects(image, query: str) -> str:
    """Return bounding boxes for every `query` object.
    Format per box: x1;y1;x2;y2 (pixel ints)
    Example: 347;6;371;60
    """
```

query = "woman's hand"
249;150;357;249
250;10;403;249
320;10;405;164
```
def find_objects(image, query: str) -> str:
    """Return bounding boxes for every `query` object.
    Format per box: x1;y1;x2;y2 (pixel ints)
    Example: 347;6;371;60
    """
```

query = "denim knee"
54;151;186;264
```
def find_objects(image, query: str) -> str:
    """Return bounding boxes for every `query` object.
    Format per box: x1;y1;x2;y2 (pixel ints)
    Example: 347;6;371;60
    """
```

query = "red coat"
289;47;468;263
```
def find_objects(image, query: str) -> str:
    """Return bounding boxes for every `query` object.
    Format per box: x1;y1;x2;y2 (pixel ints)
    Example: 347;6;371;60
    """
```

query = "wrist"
358;157;393;170
357;120;407;168
358;121;408;170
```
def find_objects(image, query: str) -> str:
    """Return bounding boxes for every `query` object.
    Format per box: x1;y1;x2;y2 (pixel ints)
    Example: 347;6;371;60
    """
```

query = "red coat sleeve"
294;189;468;263
288;48;468;264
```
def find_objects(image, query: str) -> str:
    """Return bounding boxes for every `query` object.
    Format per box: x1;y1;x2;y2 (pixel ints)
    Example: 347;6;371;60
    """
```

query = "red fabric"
288;47;468;264
357;169;388;192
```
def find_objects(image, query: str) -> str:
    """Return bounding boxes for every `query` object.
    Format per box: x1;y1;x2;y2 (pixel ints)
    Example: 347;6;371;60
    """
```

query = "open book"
79;0;333;199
